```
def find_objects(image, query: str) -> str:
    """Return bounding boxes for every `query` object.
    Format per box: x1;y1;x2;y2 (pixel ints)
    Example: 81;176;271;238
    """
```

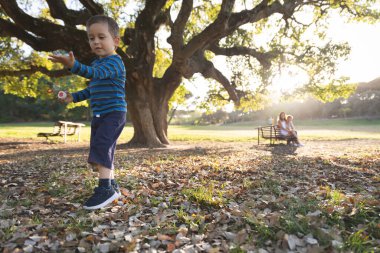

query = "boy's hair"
86;15;119;38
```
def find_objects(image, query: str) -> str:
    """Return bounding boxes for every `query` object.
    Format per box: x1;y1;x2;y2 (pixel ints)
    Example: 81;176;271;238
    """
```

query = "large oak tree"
0;0;378;146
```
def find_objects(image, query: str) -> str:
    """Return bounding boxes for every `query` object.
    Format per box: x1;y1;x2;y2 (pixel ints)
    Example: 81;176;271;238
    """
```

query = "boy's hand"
58;91;73;103
48;51;75;68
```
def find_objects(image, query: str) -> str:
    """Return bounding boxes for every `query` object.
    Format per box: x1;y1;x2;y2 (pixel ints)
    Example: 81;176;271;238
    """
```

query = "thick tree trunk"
123;0;179;148
125;65;182;147
126;98;170;147
126;77;172;147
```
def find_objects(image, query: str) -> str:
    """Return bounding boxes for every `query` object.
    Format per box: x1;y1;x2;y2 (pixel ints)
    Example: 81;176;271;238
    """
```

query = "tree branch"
209;92;229;101
0;1;93;62
180;0;302;60
131;0;167;65
181;0;236;59
174;49;239;102
46;0;92;26
0;0;70;37
227;1;296;34
0;18;52;51
167;0;193;52
218;0;236;20
78;0;104;15
199;57;239;103
0;67;70;78
208;44;279;68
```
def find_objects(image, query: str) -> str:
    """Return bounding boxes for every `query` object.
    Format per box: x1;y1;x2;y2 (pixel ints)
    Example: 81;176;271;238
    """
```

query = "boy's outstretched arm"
48;51;75;68
48;52;90;103
71;57;123;80
71;87;91;103
56;88;90;104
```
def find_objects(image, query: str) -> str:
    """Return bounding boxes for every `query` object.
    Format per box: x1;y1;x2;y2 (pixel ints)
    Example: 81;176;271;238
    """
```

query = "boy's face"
87;22;119;58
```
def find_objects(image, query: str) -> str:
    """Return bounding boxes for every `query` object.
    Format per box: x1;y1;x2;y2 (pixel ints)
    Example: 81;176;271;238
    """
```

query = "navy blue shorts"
88;111;126;169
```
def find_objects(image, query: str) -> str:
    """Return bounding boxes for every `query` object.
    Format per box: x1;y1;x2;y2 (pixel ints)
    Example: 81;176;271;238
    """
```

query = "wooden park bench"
37;121;85;143
257;125;291;145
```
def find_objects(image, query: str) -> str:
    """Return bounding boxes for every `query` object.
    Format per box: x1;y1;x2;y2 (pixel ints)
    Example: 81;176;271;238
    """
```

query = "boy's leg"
83;164;119;210
84;112;126;210
107;113;125;194
286;134;292;145
107;141;121;194
88;120;98;172
98;165;112;178
292;135;300;145
88;111;126;170
109;168;121;194
97;165;121;193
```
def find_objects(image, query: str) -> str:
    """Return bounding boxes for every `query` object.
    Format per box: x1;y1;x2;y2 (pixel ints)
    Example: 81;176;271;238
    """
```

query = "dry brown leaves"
0;138;379;252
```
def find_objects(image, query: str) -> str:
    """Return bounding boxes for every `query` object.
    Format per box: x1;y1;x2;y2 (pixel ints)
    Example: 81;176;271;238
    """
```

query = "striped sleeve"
70;58;121;80
72;87;90;102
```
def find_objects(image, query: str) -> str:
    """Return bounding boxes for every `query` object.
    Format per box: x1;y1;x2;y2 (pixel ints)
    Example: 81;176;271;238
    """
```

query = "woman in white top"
277;112;302;146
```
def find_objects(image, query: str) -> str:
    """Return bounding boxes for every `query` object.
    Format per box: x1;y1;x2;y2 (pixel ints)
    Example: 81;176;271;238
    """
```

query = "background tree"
0;0;379;146
168;85;192;125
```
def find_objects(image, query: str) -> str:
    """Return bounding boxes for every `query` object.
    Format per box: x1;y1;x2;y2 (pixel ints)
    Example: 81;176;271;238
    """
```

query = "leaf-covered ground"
0;139;379;253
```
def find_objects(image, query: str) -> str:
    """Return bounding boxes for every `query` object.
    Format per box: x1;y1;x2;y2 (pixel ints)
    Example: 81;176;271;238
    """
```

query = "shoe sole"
83;192;120;210
113;188;121;196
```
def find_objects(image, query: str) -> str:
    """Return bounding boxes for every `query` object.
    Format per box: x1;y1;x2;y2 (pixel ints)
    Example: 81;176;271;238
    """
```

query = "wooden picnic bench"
257;125;291;145
37;121;85;143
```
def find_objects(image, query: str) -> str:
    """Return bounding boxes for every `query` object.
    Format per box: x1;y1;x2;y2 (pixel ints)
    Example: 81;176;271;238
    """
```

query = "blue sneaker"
111;180;121;196
83;186;119;210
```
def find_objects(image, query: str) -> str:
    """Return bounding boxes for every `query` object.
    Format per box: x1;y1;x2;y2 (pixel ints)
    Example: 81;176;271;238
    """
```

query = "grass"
259;178;282;196
182;182;225;207
0;118;379;142
345;229;372;253
0;226;17;241
176;208;205;227
279;198;319;235
318;186;380;252
244;215;276;246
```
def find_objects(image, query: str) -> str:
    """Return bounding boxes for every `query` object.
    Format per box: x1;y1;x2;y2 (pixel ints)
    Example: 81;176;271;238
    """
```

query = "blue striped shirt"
70;54;127;116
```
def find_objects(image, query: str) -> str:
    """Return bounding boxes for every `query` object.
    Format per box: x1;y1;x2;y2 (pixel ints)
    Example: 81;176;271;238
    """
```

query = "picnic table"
37;121;85;143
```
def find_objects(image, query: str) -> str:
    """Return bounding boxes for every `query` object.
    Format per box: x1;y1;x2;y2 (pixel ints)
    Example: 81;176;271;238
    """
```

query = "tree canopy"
0;0;379;146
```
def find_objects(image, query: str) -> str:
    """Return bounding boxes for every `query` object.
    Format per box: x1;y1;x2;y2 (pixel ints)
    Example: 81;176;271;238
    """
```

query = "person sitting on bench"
277;112;303;147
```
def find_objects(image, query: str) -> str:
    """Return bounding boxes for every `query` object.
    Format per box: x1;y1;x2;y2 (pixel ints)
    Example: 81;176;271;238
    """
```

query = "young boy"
49;15;127;210
286;115;297;137
286;115;304;147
